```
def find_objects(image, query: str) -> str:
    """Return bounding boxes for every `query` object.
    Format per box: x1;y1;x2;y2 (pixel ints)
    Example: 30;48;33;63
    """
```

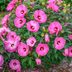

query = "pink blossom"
35;58;41;65
6;31;16;40
36;43;49;56
12;0;22;4
68;34;72;40
63;46;72;57
54;37;66;50
17;42;29;57
26;20;40;32
0;27;10;36
0;55;4;67
14;17;26;28
15;4;28;17
68;46;72;57
48;21;62;35
47;3;59;12
48;0;62;5
1;14;9;27
6;31;21;41
48;0;55;3
12;0;18;4
9;59;21;71
6;1;15;11
63;48;69;56
34;10;47;23
45;34;50;42
26;36;36;47
4;39;18;53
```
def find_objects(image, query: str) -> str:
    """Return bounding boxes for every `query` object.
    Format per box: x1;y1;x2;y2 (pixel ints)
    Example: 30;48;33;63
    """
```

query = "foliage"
0;0;10;11
0;0;72;70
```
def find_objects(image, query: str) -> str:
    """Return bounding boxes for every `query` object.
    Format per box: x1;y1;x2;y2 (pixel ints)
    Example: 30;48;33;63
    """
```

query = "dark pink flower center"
37;15;41;20
20;20;23;24
40;47;44;51
21;10;24;14
57;41;60;45
13;62;17;66
31;26;35;30
11;44;14;47
70;50;72;53
3;31;6;33
54;27;58;32
31;40;34;44
11;35;14;38
23;48;26;52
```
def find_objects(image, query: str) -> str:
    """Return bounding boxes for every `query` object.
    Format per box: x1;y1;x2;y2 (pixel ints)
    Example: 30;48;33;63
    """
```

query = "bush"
0;0;72;71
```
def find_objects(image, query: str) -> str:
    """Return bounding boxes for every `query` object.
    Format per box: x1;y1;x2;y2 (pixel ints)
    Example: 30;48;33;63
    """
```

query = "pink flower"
1;14;9;27
26;36;36;47
0;27;10;36
17;42;29;57
35;58;41;65
48;21;62;35
6;31;16;40
45;34;50;42
6;31;21;41
12;0;18;4
0;55;4;67
63;48;69;56
67;46;72;57
6;1;15;11
63;46;72;57
14;17;26;28
54;37;66;50
48;0;55;3
34;10;47;23
9;59;21;71
68;34;72;40
36;43;49;56
26;20;40;32
47;3;59;12
15;4;28;17
48;0;62;4
4;39;18;53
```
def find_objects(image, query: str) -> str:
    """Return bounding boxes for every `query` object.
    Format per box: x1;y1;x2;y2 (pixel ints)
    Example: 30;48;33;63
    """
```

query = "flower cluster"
47;0;62;12
0;0;72;71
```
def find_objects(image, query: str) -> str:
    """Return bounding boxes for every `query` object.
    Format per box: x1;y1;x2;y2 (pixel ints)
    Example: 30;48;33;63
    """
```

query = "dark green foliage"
0;0;10;11
64;0;72;4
